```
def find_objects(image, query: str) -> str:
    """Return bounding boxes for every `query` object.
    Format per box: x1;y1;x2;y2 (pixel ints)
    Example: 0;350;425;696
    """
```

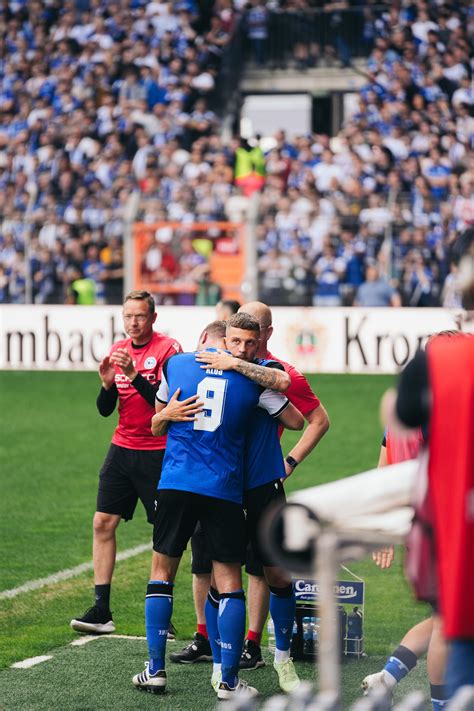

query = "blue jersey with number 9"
155;350;288;503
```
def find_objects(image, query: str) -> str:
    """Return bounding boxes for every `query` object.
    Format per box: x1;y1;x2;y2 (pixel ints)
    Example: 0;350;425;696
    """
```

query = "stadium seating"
0;1;471;306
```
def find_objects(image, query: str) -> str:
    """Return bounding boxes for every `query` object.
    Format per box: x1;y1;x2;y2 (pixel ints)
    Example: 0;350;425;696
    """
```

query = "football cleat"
217;678;259;700
167;622;177;641
70;605;115;634
274;658;301;693
132;662;167;693
239;639;265;670
169;632;212;664
361;670;395;697
211;670;222;692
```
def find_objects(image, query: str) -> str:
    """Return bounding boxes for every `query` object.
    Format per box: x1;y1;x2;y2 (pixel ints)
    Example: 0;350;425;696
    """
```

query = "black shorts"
154;489;246;564
244;541;264;577
190;533;265;577
189;479;286;576
245;479;286;574
97;444;164;523
191;523;213;575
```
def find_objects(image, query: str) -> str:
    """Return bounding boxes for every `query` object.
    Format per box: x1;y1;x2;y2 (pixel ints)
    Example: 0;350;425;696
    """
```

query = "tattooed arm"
231;358;290;392
195;350;290;392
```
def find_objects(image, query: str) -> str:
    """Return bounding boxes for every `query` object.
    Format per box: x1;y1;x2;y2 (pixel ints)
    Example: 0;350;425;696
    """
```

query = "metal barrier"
218;685;474;710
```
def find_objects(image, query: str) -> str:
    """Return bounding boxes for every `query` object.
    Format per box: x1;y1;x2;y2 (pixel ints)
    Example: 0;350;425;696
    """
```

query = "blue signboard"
294;578;364;605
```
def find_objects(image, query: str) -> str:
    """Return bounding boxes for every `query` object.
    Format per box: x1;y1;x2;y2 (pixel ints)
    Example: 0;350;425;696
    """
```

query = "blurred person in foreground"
362;333;464;709
387;232;474;697
70;291;181;635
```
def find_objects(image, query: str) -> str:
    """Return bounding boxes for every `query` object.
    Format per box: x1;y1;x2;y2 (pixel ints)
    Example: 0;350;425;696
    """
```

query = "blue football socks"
384;645;418;683
218;589;246;687
145;580;173;674
430;684;448;710
269;584;295;653
205;586;221;663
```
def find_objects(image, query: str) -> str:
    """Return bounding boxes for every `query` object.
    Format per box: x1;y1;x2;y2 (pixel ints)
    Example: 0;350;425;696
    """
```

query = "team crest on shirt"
144;356;157;369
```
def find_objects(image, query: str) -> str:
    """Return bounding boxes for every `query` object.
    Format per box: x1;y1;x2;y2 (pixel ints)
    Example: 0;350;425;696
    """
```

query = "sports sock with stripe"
145;580;173;674
218;589;246;687
269;583;295;657
384;644;418;683
430;683;448;710
205;586;221;663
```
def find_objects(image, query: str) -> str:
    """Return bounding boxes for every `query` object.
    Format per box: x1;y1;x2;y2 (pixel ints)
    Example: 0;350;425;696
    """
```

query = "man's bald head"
238;301;273;355
238;301;272;329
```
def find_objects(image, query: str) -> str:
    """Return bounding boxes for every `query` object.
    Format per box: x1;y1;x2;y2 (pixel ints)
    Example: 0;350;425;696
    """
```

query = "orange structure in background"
133;222;245;304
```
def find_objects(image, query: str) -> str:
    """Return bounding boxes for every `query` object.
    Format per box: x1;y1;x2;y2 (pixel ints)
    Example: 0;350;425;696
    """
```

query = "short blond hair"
124;290;155;314
226;312;260;335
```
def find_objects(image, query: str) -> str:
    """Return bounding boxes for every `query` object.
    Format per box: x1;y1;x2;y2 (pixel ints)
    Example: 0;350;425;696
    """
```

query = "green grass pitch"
0;371;431;708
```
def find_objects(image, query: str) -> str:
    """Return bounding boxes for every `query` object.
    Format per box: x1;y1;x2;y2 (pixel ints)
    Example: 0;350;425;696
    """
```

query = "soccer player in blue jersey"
195;346;303;693
211;302;328;672
174;303;328;680
132;315;304;700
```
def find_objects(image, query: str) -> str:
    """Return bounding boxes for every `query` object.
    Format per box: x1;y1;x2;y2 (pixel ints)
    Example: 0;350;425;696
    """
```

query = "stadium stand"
0;1;472;306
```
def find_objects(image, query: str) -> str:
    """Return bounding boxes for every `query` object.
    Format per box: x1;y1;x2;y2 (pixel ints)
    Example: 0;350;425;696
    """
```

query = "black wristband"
285;455;299;469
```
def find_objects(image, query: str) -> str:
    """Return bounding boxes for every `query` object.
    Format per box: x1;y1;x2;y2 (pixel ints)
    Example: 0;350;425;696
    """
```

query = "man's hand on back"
195;349;236;371
152;388;204;436
160;388;204;422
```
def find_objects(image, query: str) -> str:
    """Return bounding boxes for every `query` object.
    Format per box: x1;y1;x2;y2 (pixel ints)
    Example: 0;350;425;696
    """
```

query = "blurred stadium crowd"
0;0;472;306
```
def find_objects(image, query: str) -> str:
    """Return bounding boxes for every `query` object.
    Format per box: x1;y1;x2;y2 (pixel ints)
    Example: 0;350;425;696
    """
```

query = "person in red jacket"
363;426;447;710
395;333;474;698
70;290;181;635
392;227;474;698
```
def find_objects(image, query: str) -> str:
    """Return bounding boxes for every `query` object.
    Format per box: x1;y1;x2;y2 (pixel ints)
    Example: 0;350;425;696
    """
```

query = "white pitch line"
11;655;53;669
69;635;100;647
13;635;162;670
107;634;147;641
0;542;151;600
70;634;147;647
